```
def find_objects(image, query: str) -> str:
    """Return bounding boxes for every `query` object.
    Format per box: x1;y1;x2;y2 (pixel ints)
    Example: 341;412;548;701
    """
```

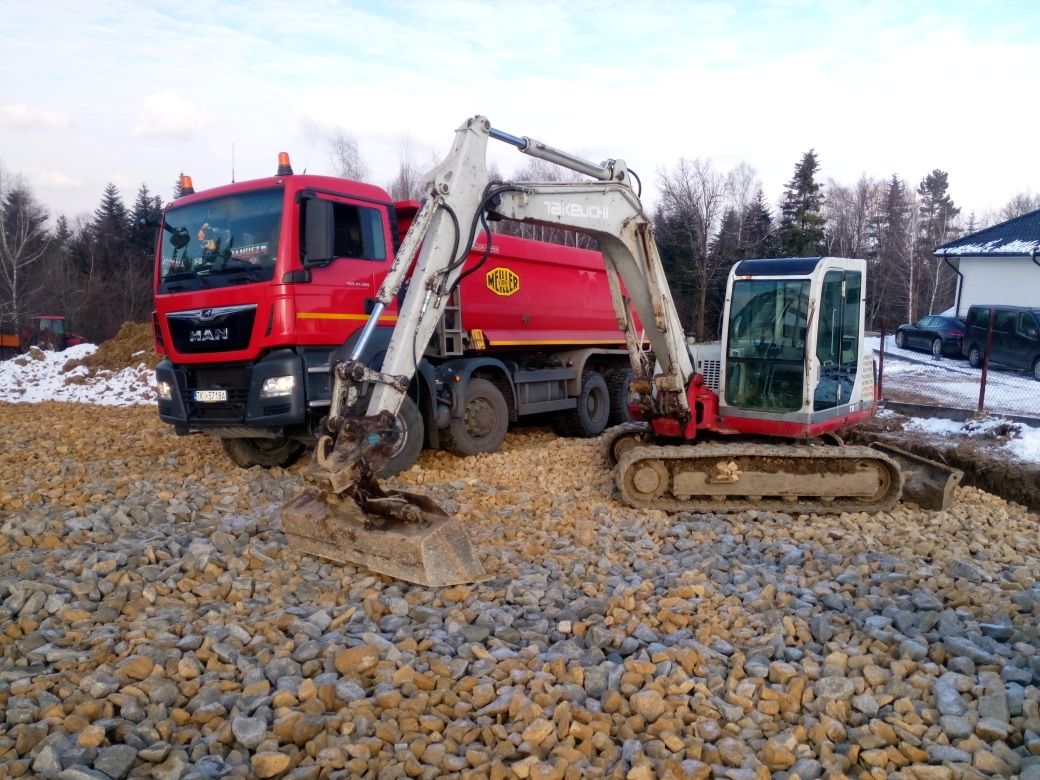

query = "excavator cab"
720;257;870;425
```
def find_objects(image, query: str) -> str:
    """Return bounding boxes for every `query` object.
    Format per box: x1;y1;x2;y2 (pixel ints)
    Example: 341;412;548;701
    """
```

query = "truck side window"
969;308;988;328
330;203;387;261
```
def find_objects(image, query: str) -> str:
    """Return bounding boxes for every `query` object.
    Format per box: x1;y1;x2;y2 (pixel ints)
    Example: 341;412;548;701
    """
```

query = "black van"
963;305;1040;380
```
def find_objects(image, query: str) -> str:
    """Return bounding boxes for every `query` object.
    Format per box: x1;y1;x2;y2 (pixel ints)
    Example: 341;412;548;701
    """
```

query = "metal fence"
874;319;1040;420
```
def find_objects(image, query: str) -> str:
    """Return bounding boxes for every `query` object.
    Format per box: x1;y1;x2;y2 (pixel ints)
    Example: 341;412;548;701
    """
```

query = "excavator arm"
283;115;706;585
314;116;696;490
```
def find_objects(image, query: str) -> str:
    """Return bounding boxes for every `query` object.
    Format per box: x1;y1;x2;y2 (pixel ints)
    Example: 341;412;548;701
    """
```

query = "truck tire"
222;436;305;469
556;370;610;438
441;378;509;456
1032;357;1040;382
607;368;634;426
967;345;982;369
378;395;424;477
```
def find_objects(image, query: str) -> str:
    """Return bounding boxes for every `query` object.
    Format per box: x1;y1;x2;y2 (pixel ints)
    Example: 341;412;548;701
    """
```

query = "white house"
933;209;1040;317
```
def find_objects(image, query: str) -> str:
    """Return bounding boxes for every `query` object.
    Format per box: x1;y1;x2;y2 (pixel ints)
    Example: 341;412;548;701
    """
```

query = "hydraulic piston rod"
489;126;617;181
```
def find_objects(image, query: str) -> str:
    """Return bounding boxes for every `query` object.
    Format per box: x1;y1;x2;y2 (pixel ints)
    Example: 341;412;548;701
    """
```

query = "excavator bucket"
869;442;963;511
281;476;488;587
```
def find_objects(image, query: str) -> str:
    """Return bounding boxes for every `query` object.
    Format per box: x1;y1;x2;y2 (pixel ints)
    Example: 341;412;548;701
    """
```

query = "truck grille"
167;305;256;354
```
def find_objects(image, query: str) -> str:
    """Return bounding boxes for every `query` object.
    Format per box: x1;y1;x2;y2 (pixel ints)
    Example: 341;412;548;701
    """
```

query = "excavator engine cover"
282;472;487;587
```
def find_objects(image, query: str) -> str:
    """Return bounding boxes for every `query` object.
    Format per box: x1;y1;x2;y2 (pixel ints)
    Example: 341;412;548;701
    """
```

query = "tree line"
0;167;162;343
2;138;1037;346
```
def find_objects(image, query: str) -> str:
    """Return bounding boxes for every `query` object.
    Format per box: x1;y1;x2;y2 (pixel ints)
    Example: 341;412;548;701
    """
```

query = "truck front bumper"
156;349;307;434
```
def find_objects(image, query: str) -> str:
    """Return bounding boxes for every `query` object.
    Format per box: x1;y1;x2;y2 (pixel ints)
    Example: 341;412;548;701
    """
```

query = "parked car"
962;305;1040;380
894;315;965;357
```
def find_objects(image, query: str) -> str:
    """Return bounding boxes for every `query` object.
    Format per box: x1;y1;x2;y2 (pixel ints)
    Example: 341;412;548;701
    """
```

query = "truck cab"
153;168;407;468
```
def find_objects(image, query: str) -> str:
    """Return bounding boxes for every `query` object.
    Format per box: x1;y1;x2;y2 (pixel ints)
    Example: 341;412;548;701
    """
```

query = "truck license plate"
194;390;228;403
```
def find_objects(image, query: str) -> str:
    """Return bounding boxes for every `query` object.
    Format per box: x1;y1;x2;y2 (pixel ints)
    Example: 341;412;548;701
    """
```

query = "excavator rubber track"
616;443;904;514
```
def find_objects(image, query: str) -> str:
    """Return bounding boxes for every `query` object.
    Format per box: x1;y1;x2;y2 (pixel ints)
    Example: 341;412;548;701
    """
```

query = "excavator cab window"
813;270;861;411
725;279;809;413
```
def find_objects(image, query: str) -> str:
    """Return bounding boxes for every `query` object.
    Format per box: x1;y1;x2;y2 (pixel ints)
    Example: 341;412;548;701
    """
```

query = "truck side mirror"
302;197;335;267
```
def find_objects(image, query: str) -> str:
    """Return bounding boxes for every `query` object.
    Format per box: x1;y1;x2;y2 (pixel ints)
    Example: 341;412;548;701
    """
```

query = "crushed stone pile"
1;403;1040;779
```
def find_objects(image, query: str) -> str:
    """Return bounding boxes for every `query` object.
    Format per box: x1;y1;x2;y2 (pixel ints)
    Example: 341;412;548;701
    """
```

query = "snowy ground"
878;407;1040;465
0;343;156;406
2;342;1038;466
867;335;1039;419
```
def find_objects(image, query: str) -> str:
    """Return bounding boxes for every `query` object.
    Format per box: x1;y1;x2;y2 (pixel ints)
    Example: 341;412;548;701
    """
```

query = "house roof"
933;207;1040;257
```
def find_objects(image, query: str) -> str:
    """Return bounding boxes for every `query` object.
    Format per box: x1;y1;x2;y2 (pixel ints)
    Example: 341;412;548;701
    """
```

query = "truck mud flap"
282;489;488;587
869;442;963;511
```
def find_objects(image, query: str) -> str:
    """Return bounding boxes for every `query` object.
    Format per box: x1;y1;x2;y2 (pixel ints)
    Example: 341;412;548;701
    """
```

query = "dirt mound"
66;322;160;373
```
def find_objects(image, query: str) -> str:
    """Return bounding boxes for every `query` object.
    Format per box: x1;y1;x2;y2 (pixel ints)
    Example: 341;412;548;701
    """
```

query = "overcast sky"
1;0;1037;223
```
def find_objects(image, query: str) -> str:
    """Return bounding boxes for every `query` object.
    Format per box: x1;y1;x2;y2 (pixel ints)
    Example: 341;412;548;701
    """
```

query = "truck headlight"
157;380;173;401
260;375;295;398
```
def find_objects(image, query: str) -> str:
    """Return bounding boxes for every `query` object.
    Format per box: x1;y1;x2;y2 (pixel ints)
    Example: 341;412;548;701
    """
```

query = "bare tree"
0;168;50;337
329;130;369;181
725;161;759;243
387;140;426;201
824;175;881;260
656;158;728;338
999;191;1040;222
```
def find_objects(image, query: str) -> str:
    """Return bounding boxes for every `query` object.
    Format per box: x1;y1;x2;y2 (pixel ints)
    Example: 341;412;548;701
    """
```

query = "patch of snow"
901;415;1040;466
0;344;156;407
937;239;1039;255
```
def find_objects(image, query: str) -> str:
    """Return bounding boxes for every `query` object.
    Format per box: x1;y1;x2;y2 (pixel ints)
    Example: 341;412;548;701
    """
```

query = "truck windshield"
159;189;282;292
725;279;810;413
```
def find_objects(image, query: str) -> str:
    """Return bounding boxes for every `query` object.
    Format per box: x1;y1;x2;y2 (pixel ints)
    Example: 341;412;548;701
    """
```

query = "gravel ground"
2;402;1040;779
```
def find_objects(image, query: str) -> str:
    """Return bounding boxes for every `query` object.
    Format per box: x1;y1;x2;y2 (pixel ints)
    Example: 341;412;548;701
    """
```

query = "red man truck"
152;154;638;474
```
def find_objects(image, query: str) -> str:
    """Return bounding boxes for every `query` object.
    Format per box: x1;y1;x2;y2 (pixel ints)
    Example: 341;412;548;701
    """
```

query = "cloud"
133;90;204;139
0;103;70;129
24;168;82;190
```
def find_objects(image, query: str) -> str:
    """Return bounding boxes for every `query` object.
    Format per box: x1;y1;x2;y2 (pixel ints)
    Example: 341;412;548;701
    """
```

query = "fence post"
978;309;995;415
877;318;885;401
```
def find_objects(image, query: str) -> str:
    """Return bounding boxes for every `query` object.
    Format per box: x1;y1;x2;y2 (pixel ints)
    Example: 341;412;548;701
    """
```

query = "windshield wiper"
163;270;211;288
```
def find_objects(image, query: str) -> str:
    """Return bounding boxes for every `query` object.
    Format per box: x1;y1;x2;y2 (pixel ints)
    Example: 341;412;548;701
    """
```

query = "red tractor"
20;316;87;352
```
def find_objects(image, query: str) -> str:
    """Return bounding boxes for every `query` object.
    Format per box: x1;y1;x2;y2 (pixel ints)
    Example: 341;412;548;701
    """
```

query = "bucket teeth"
281;489;488;587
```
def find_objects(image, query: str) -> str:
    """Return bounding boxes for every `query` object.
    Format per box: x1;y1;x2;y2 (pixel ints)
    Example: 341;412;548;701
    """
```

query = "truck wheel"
222;436;305;469
557;371;611;438
607;368;634;425
441;378;509;456
378;395;424;477
967;345;982;369
1032;357;1040;382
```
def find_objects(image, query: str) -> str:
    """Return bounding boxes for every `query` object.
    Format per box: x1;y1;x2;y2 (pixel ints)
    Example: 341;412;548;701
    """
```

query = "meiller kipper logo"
486;267;520;297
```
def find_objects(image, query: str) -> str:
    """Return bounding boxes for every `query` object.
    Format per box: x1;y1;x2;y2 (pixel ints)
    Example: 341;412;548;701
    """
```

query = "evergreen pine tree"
91;183;129;244
777;150;826;256
129;184;162;252
916;169;960;252
741;190;779;258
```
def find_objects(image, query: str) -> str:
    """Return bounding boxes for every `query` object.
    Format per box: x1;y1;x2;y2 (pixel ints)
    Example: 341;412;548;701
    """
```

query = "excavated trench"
850;414;1040;510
